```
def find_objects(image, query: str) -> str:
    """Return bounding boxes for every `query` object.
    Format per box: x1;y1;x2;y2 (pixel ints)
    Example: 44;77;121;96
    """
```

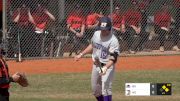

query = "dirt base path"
8;56;180;74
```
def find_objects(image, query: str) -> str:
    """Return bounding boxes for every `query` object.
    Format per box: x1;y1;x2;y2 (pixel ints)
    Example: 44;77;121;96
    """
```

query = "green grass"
10;70;180;101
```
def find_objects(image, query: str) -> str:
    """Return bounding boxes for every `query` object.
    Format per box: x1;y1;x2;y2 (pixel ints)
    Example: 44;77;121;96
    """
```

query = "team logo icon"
100;22;107;28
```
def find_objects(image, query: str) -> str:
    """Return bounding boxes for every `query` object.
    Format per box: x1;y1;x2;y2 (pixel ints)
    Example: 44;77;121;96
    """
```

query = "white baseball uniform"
91;30;120;97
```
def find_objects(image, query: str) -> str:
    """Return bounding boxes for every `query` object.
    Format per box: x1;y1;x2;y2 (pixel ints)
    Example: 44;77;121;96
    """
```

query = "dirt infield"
8;55;180;74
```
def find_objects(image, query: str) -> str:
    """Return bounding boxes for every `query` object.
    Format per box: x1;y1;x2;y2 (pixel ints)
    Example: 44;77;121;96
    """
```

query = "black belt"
94;62;106;67
101;63;105;67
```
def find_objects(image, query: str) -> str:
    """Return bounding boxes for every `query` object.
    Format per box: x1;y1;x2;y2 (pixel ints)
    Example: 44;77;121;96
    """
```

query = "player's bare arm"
80;24;85;34
13;12;20;22
45;10;56;21
28;9;35;24
79;24;85;37
74;44;93;61
121;24;126;33
0;75;18;84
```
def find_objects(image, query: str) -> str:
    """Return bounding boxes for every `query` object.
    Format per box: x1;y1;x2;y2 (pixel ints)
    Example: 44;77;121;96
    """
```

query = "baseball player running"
75;17;120;101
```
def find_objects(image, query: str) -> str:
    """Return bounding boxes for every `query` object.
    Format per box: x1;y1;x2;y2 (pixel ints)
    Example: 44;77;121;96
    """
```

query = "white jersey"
91;30;120;63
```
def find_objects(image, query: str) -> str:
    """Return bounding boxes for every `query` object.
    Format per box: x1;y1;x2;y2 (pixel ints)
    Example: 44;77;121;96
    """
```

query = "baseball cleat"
172;46;180;51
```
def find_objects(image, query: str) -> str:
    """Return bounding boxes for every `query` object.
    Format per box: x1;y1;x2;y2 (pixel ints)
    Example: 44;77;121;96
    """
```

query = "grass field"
10;70;180;101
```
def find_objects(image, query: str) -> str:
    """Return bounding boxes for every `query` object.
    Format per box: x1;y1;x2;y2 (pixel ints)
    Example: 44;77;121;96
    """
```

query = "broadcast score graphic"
125;83;172;96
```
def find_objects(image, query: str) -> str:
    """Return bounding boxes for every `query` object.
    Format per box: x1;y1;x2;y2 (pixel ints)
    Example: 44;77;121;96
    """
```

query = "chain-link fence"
2;0;180;59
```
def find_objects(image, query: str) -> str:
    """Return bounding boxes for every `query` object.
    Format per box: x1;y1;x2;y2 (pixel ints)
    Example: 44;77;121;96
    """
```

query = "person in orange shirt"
85;10;104;42
32;3;56;57
67;6;86;56
32;4;55;33
108;6;125;42
154;3;180;52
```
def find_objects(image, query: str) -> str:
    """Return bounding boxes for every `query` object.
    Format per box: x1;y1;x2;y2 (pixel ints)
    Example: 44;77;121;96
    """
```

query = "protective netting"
2;0;180;59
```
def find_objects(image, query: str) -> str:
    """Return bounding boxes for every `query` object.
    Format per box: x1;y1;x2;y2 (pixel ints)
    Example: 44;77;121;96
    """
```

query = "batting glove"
99;66;108;76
